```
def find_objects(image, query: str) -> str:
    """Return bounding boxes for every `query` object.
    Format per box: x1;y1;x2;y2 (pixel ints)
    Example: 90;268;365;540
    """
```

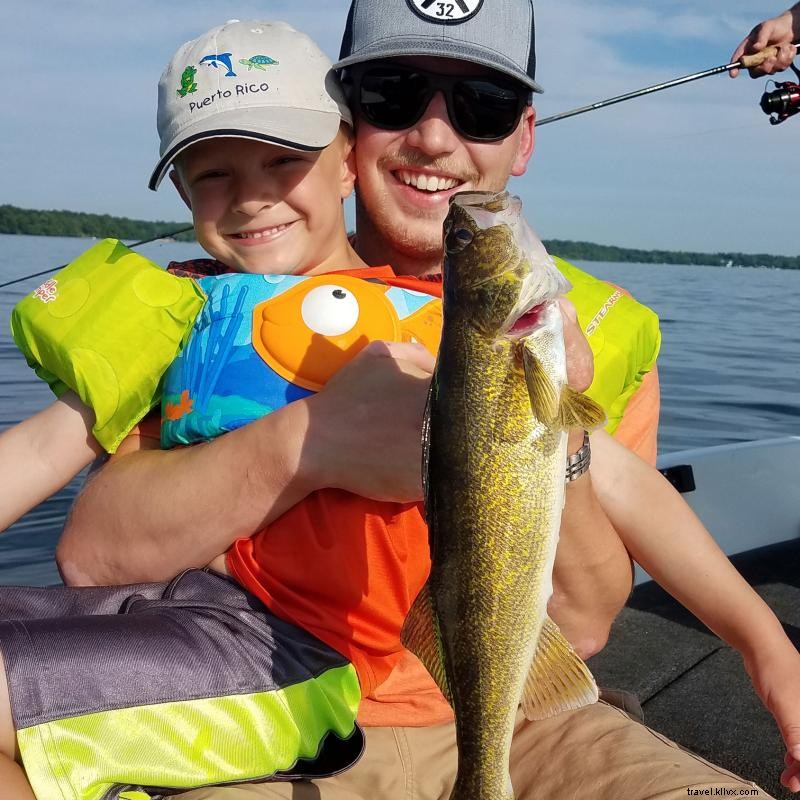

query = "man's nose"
404;92;460;156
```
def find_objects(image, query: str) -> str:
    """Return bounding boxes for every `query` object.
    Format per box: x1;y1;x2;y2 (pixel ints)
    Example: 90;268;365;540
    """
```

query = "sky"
2;1;797;256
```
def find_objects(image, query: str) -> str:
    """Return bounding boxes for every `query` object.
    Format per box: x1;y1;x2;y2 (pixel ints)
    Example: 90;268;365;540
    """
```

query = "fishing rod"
535;43;800;127
0;225;194;291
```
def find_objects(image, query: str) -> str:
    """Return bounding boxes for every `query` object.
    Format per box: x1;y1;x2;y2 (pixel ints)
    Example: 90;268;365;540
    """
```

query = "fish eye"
445;227;474;254
301;284;360;336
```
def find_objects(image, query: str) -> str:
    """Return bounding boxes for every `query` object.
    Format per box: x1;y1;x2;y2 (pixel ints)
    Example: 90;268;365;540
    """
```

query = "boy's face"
171;132;356;275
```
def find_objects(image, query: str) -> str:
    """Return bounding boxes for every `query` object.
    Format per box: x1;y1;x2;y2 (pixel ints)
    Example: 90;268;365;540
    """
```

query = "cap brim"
149;106;345;190
334;36;544;93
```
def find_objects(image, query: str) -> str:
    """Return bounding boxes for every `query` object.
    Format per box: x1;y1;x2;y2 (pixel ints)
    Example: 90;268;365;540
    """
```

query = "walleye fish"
402;191;605;800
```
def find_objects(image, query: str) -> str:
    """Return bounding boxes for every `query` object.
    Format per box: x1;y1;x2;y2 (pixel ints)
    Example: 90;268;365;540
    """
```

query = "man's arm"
546;427;635;659
546;369;660;658
56;341;434;586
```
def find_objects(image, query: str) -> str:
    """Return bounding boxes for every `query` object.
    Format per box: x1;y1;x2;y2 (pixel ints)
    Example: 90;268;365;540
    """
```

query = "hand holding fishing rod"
535;41;800;127
729;1;800;78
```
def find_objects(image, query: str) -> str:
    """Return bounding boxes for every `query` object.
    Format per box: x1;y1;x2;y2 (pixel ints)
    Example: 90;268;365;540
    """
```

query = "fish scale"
402;190;605;800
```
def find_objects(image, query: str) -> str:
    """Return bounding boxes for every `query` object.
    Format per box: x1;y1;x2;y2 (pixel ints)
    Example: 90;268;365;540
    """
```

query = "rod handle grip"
740;45;784;68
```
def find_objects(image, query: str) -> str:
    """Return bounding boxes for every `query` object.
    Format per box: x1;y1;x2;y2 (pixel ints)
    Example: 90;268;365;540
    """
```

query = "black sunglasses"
343;63;530;142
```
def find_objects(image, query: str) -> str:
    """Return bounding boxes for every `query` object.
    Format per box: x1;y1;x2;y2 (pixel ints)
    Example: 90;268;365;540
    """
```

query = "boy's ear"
169;169;192;209
340;136;357;200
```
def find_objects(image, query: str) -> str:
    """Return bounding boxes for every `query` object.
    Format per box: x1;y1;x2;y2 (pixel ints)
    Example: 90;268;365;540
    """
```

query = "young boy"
0;19;450;800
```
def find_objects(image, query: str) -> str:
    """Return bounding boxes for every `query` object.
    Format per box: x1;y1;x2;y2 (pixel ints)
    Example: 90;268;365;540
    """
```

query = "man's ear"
169;168;192;209
340;134;358;200
511;105;535;177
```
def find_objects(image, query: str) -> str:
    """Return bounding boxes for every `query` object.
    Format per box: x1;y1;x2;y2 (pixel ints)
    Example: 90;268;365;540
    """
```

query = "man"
57;1;775;798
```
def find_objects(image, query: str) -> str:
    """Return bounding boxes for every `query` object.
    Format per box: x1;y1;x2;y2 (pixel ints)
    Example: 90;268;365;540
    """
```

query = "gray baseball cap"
335;0;543;93
150;20;353;190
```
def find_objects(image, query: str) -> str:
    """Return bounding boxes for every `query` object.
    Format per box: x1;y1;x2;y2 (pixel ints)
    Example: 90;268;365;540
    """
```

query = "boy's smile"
172;134;359;275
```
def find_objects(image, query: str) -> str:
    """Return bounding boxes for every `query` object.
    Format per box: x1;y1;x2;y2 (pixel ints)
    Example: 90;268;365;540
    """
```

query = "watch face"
405;0;484;25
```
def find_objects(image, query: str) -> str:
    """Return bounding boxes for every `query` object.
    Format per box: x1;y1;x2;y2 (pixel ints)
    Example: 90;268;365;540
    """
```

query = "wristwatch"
565;432;591;482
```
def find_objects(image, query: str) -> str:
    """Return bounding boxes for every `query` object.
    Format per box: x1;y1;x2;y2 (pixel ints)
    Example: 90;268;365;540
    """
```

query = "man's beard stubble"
363;150;480;269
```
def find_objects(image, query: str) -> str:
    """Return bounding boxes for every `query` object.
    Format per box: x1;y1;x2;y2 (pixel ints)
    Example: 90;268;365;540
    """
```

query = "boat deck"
588;538;800;798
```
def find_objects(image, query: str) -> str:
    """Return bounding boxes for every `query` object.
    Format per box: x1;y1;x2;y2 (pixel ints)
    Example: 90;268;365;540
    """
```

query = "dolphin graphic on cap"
199;53;237;77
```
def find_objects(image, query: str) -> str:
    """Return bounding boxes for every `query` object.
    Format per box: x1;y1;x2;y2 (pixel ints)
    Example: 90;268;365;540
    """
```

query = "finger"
558;298;594;392
756;56;778;77
730;40;748;76
361;339;435;371
777;43;797;70
781;764;800;792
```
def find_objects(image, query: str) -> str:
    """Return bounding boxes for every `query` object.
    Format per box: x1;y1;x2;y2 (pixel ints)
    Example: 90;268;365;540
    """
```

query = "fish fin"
401;583;453;706
556;386;606;431
521;343;559;424
520;616;598;721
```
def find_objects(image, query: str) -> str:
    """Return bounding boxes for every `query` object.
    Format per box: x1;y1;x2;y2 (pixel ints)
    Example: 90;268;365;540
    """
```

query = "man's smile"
394;169;461;193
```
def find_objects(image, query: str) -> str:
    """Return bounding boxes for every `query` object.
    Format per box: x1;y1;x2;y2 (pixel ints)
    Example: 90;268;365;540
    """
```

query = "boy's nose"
231;173;275;215
403;92;461;157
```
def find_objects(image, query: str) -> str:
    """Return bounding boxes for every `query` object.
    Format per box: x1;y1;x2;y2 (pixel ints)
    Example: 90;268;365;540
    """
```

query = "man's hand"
559;297;593;392
302;340;434;503
730;4;799;77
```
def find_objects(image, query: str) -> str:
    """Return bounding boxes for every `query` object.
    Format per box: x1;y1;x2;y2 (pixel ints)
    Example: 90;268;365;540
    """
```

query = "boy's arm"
57;341;434;586
0;391;101;532
590;428;800;780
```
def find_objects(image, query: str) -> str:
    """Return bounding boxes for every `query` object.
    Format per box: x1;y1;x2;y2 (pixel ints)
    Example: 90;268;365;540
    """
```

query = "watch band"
565;432;591;482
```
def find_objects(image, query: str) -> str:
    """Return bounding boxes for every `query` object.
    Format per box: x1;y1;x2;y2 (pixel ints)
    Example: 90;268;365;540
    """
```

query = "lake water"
1;233;799;585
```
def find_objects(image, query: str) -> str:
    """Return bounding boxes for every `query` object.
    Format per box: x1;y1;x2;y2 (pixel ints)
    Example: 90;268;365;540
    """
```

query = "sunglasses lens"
452;80;523;140
358;68;430;129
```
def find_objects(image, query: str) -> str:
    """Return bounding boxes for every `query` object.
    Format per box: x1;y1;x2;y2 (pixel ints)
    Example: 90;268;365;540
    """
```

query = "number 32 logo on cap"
406;0;483;24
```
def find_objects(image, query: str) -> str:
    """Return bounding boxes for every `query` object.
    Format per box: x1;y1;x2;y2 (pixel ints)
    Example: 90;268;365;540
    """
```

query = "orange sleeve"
611;367;660;466
109;410;162;458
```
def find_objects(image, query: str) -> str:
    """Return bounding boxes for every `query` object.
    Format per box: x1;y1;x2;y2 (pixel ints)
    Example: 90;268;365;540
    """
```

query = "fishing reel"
760;62;800;125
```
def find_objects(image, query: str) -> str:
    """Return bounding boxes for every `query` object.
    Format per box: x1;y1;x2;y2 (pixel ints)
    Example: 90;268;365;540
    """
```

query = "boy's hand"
744;643;800;791
303;340;434;503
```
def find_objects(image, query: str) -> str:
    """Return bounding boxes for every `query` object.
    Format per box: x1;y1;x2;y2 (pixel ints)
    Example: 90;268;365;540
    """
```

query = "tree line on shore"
0;204;194;243
1;203;797;269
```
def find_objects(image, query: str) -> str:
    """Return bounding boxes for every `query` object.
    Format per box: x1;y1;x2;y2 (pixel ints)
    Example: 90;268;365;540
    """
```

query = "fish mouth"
505;300;548;339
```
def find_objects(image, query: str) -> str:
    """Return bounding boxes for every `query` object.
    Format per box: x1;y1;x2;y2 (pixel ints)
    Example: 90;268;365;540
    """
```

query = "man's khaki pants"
176;701;773;799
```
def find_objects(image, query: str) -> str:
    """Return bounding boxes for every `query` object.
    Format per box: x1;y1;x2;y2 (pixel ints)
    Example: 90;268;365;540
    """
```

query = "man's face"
352;56;535;274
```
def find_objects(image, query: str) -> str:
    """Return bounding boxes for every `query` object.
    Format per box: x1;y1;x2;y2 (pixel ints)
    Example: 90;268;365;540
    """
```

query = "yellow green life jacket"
554;256;661;434
10;239;206;452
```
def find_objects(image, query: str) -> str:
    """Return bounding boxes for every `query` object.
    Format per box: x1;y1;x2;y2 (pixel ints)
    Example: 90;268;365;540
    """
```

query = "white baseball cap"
150;20;353;190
